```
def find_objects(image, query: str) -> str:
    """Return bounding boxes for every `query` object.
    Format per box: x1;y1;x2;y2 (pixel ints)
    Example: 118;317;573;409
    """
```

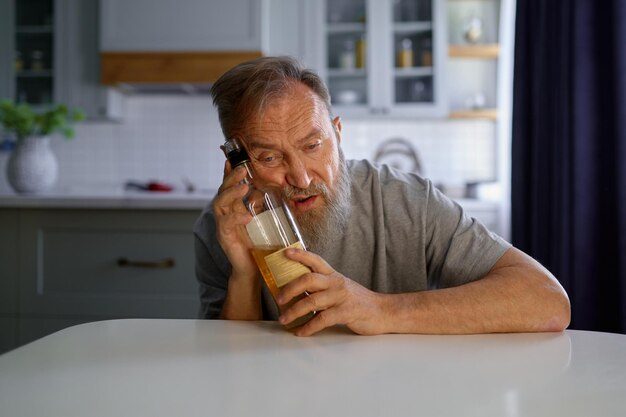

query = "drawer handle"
117;257;176;269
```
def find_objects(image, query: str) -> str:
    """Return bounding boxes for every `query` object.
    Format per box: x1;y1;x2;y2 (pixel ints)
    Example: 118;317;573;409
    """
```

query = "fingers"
213;182;249;216
214;164;251;217
294;310;340;337
218;163;249;194
283;248;334;275
278;288;339;330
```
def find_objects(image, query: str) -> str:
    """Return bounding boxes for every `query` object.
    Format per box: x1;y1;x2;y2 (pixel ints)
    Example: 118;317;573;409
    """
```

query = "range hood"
101;51;262;93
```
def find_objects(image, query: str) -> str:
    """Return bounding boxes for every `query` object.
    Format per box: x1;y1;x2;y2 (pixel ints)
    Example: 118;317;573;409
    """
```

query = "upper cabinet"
100;0;264;51
305;0;447;118
1;0;56;107
0;0;122;119
98;0;264;86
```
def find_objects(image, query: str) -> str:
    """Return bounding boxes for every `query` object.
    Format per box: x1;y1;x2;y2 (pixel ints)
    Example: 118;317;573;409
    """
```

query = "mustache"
283;182;329;199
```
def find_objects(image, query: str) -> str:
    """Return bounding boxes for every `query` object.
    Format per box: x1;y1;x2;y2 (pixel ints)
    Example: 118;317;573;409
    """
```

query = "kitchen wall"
0;95;496;195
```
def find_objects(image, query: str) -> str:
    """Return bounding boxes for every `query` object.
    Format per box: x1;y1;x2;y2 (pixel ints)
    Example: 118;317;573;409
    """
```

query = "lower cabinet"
0;318;17;353
0;208;202;353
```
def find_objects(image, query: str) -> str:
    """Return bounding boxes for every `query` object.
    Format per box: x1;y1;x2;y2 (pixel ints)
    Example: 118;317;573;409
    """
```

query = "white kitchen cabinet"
305;0;447;118
100;0;265;51
0;208;201;353
0;0;121;119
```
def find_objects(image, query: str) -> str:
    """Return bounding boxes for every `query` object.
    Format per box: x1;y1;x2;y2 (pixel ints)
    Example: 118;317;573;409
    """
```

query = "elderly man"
194;56;570;336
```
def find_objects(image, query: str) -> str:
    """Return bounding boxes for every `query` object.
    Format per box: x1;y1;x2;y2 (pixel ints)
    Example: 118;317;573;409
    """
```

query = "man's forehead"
245;126;324;150
240;92;330;149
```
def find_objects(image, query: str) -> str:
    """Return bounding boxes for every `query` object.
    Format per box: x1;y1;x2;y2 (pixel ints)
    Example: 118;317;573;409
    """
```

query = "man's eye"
306;141;322;151
255;153;281;166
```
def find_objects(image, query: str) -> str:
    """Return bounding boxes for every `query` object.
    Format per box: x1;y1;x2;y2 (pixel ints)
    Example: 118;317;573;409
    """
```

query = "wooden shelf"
449;109;497;120
448;44;500;59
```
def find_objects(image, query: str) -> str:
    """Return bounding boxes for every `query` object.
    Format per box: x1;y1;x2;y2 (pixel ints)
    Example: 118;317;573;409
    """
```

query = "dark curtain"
512;0;626;333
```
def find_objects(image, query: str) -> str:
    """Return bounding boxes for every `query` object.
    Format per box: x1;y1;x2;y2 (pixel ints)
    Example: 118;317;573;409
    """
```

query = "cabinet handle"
117;257;176;269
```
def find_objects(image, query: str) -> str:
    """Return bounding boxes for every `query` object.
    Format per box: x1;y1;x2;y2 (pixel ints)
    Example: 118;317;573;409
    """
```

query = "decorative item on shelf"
339;39;356;69
0;100;85;194
464;92;486;110
398;38;414;68
411;80;427;102
464;15;484;44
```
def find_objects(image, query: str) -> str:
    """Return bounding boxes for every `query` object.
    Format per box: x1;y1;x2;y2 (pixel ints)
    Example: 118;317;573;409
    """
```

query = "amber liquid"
251;245;316;330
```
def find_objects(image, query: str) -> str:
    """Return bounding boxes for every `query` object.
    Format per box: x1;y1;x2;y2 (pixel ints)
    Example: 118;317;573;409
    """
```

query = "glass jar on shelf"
339;39;356;70
30;50;45;71
398;38;414;68
420;37;432;67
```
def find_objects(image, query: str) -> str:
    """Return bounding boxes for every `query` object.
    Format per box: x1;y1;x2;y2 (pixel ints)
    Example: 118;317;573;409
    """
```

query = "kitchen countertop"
0;187;499;211
0;186;216;210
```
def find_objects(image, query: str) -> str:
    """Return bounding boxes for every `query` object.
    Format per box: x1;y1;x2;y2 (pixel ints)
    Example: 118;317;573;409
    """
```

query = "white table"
1;319;625;417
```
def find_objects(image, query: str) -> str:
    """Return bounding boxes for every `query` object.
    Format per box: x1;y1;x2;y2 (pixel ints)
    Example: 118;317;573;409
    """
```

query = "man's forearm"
219;273;263;320
379;249;571;334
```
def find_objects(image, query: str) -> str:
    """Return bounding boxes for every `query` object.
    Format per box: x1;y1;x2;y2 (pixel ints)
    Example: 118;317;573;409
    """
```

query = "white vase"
7;136;59;194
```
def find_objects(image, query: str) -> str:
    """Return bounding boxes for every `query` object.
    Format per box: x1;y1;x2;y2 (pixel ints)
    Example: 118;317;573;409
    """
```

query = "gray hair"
210;56;332;139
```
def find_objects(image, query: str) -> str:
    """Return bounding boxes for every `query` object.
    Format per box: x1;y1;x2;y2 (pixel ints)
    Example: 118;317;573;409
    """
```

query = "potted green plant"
0;100;85;193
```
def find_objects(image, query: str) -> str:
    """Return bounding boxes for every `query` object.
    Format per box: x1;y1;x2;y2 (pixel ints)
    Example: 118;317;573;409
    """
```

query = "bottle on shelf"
356;34;366;69
420;37;433;67
221;138;316;330
398;38;414;68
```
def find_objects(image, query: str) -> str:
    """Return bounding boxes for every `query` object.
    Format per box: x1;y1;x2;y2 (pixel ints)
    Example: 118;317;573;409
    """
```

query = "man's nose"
285;157;312;190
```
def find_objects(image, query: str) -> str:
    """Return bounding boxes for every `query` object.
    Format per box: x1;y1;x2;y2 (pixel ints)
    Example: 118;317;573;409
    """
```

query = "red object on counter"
125;181;174;192
146;182;173;192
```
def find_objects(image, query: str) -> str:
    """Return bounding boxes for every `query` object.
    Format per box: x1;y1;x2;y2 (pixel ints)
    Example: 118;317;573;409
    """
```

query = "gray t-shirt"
193;159;511;320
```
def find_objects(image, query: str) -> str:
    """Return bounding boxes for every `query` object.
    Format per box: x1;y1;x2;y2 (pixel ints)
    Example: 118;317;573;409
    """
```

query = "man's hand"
277;248;387;336
213;161;261;320
212;162;256;278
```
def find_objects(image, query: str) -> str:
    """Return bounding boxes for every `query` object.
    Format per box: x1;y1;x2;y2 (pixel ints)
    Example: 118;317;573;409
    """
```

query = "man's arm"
277;247;571;336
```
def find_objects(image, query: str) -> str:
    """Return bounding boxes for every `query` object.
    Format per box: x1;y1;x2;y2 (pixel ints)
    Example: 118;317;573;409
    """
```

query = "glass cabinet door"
391;0;435;105
325;0;368;108
14;0;55;106
312;0;445;117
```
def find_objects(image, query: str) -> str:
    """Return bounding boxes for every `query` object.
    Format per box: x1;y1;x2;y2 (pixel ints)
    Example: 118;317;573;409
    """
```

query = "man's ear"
332;116;342;144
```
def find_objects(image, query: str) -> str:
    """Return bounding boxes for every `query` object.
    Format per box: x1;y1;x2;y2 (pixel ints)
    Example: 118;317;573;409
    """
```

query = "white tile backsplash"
0;96;496;194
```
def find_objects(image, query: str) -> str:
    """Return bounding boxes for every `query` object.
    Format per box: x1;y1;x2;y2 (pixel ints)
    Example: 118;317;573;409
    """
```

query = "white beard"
284;152;352;253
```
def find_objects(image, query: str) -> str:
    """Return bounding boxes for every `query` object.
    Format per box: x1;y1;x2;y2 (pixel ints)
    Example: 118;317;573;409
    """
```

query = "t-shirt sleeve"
424;183;511;289
193;204;231;319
